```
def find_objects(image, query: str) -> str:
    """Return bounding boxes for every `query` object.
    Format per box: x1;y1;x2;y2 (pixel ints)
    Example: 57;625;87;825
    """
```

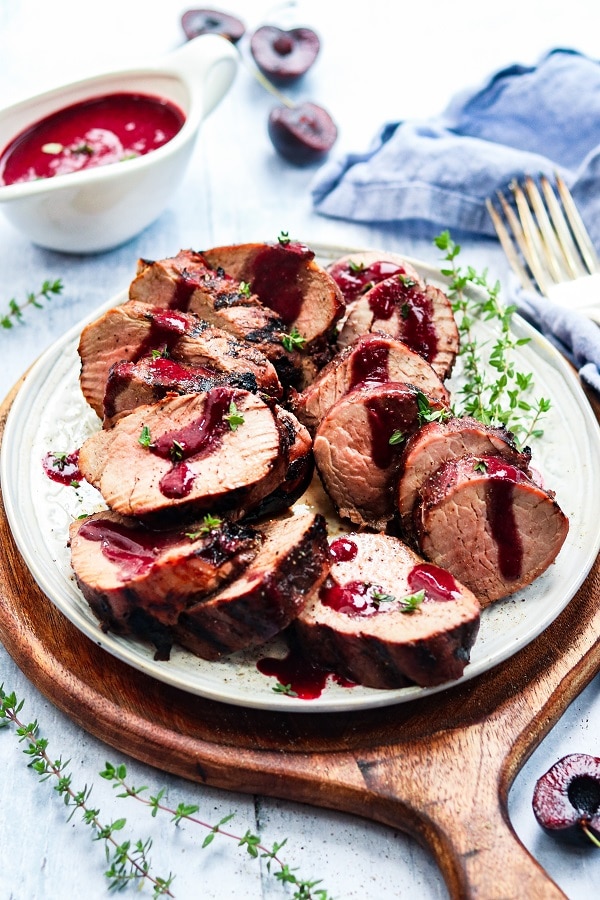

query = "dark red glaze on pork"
174;511;332;660
294;532;480;688
413;454;569;604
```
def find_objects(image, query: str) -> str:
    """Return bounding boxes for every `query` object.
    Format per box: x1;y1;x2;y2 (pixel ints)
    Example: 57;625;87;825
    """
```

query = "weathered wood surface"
1;379;599;899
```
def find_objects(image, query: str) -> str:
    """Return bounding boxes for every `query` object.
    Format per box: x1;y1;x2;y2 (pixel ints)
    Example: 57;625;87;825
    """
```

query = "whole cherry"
532;753;600;847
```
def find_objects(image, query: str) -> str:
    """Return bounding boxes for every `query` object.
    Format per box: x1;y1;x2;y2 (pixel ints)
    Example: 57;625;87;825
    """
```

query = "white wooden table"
0;2;599;897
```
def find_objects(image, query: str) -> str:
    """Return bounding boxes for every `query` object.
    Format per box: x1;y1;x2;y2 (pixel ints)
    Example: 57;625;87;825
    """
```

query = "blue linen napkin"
311;48;600;392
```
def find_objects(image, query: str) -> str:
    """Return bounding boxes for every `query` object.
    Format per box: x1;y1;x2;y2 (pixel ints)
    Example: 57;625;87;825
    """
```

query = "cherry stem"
234;45;295;109
581;822;600;848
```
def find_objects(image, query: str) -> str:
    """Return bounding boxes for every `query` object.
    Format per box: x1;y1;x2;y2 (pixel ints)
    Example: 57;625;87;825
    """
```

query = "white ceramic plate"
2;244;600;713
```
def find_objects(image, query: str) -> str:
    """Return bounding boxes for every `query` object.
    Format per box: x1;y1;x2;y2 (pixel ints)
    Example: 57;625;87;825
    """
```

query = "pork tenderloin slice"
200;240;345;348
294;531;480;689
291;333;450;433
79;388;288;523
103;356;259;426
247;407;314;521
78;300;282;418
413;454;569;605
313;383;446;530
397;416;533;541
337;275;459;381
129;249;260;311
327;251;421;305
174;511;331;660
69;511;261;659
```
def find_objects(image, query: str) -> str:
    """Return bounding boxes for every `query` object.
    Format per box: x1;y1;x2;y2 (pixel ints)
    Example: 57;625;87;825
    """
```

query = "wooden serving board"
1;380;599;899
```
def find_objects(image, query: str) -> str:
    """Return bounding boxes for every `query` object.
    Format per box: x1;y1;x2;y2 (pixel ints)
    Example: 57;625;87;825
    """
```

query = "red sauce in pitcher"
0;92;185;185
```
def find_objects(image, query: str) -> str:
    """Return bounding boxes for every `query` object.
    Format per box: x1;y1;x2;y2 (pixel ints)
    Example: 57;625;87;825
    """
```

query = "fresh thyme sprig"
101;763;331;899
434;230;550;445
0;685;331;899
0;686;174;897
1;279;63;328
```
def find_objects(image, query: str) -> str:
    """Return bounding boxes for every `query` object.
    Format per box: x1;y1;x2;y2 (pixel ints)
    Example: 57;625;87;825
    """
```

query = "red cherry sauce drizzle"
78;518;185;579
330;260;406;303
479;457;526;580
250;241;314;324
257;644;355;699
329;536;358;562
348;338;389;389
364;391;418;469
368;277;437;362
407;563;461;602
149;386;237;498
134;308;190;361
42;449;82;486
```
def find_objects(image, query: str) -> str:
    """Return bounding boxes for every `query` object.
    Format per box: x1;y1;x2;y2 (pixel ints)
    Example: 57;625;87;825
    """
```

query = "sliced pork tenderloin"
327;250;421;305
130;250;305;390
291;333;450;433
69;511;261;659
337;274;459;381
174;511;331;660
130;248;249;311
247;407;314;521
200;239;345;350
78;387;288;523
293;531;480;689
313;383;447;530
103;356;259;426
397;416;532;541
413;454;569;605
78;300;282;418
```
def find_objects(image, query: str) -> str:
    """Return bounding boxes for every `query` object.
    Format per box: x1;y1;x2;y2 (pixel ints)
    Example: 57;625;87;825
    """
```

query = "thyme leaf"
224;401;245;431
281;327;307;352
138;425;152;448
1;279;63;329
434;230;551;445
185;514;223;540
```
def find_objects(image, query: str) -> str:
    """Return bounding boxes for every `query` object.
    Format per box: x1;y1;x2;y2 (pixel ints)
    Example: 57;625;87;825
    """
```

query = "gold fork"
486;173;600;324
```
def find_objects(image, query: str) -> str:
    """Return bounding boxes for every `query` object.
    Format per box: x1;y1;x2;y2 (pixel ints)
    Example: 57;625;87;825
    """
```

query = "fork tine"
537;175;587;279
522;176;569;283
485;196;536;292
509;180;554;294
552;172;600;274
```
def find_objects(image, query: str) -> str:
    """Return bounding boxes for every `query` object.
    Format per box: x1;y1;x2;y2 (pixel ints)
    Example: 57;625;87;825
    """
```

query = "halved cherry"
181;8;246;43
251;26;320;83
268;101;337;166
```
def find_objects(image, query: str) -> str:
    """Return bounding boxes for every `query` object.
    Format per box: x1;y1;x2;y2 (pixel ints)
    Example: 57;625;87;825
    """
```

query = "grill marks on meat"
130;250;306;390
294;532;480;688
103;356;259;426
130;249;244;311
397;417;533;542
413;455;569;604
313;383;447;530
78;388;288;523
291;333;450;434
200;240;345;350
174;511;331;660
246;407;314;521
69;510;261;659
337;274;459;381
78;300;282;418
